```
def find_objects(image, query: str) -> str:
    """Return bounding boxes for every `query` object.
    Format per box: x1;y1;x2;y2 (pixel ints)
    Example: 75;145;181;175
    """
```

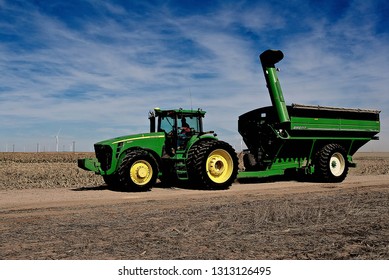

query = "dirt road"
1;174;388;260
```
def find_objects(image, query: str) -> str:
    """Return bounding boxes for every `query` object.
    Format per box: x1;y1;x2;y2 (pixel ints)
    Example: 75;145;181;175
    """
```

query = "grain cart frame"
78;108;238;191
237;49;380;182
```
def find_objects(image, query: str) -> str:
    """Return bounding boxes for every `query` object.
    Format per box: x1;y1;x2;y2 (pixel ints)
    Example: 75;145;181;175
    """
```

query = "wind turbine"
55;128;61;152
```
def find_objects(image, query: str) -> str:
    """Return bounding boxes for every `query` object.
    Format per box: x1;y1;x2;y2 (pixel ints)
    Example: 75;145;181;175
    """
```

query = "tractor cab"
149;108;206;153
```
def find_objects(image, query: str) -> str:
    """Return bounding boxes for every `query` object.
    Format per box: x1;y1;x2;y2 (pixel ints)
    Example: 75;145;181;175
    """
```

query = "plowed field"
0;152;388;259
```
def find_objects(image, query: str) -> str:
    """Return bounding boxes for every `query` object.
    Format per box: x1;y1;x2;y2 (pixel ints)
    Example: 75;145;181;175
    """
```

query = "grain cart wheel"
117;150;158;191
187;140;238;190
316;144;349;182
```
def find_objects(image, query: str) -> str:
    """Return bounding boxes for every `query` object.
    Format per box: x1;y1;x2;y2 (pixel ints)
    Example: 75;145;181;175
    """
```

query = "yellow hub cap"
206;149;234;183
130;160;153;185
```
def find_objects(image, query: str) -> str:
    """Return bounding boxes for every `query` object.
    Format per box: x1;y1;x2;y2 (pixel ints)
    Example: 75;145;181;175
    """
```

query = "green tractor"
78;108;238;191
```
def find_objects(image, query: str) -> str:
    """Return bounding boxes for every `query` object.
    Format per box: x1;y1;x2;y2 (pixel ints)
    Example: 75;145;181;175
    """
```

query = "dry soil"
0;152;388;259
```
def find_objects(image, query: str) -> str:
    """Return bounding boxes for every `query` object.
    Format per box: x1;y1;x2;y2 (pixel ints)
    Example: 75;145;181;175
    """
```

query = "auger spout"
259;49;290;123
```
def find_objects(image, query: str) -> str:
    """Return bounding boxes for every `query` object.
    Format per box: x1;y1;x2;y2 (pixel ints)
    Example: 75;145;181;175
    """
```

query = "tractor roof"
153;108;206;117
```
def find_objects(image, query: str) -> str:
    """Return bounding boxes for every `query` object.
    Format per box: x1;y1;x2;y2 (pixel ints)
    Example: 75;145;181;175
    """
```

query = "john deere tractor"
78;108;238;191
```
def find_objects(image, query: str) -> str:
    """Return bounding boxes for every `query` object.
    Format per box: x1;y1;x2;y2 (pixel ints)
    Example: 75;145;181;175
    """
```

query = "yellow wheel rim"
206;149;234;183
330;152;345;177
130;160;153;185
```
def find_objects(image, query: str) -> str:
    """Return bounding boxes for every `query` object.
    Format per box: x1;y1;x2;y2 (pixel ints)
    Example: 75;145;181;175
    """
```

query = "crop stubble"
1;152;388;190
0;152;102;190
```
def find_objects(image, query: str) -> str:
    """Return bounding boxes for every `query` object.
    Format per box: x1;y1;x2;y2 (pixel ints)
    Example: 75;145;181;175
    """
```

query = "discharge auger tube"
259;50;290;123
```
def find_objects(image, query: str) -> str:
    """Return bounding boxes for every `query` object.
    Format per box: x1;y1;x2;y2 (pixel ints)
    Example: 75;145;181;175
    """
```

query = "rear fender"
185;135;218;154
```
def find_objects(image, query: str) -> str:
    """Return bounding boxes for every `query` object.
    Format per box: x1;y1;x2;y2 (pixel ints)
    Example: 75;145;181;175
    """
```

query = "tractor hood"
79;132;166;175
95;132;165;146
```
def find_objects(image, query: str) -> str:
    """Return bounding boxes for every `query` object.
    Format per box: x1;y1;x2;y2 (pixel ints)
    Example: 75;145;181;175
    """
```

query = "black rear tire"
187;140;238;190
117;150;158;191
315;144;349;182
103;175;118;187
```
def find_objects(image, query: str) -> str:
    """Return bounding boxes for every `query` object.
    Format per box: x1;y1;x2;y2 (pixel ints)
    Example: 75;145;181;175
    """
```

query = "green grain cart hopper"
238;49;380;182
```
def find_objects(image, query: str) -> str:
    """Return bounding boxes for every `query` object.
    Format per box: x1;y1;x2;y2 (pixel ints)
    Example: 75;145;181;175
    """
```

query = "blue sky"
0;0;388;152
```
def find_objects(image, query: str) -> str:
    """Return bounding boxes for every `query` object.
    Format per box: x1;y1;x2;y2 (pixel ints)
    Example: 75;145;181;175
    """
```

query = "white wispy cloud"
0;0;387;151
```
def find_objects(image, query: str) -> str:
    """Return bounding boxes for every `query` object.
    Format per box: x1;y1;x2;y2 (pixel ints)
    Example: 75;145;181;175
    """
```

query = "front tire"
316;144;348;182
117;150;158;191
187;140;238;190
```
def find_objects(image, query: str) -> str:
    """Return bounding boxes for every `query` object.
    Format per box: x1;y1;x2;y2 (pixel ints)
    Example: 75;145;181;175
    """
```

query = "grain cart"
237;49;380;182
78;108;238;191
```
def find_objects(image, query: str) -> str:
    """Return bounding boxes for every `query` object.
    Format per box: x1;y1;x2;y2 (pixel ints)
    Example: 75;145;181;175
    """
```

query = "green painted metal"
78;157;100;173
260;50;290;124
291;116;380;132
